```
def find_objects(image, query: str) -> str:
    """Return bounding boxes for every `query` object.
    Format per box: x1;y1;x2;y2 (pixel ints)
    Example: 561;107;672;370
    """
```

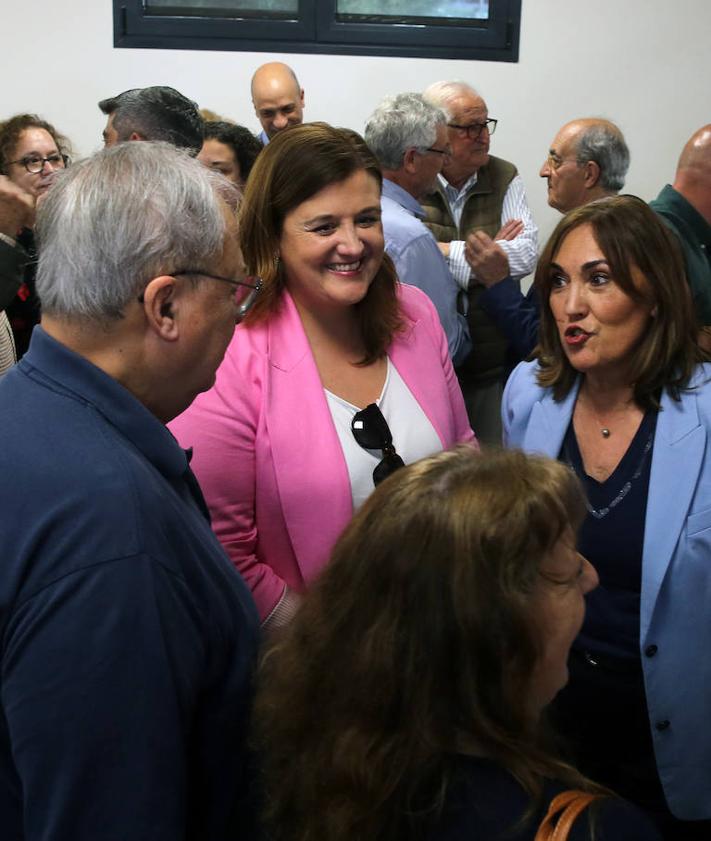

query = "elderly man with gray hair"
364;92;470;366
468;117;631;364
0;142;260;840
540;118;630;214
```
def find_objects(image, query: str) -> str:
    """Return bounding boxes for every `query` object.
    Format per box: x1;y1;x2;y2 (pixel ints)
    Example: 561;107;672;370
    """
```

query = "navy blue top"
0;328;260;841
562;410;656;661
430;755;661;840
479;275;541;362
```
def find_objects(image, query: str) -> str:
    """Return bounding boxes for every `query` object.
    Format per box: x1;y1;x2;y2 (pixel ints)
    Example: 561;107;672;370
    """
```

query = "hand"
494;218;524;241
0;176;35;238
465;231;510;288
437;241;450;259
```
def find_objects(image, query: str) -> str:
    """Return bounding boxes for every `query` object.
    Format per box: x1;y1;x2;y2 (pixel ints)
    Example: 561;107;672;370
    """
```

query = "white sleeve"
446;239;472;290
496;175;538;279
444;175;539;287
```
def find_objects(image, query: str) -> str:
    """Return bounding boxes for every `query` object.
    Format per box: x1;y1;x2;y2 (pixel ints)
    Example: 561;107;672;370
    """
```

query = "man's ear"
128;131;146;142
299;88;305;107
142;275;180;341
403;147;419;174
583;160;601;188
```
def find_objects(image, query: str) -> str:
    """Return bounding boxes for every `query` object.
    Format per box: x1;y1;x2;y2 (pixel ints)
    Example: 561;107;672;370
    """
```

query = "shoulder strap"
534;790;600;841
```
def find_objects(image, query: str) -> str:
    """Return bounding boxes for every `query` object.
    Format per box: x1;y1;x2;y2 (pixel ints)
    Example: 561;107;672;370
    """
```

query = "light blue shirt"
381;179;471;366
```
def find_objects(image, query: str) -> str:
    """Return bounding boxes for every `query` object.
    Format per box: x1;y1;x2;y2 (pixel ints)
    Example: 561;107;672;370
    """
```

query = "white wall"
3;0;709;243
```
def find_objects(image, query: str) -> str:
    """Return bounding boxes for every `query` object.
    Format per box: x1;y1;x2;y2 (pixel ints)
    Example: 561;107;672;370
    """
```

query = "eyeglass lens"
23;154;66;173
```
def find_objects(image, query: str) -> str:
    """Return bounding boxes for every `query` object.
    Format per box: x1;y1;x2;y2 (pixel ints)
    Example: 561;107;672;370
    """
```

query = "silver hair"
575;120;630;192
364;93;446;170
36;142;234;321
422;81;481;121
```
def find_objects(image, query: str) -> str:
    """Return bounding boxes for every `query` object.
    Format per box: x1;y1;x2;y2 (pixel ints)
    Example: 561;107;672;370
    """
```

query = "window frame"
113;0;521;62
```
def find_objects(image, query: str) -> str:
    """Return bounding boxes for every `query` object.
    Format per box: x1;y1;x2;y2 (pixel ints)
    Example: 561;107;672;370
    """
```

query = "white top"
437;172;539;286
326;357;442;510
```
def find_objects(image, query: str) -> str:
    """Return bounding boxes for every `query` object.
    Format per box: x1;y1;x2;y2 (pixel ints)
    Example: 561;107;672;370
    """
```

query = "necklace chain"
564;430;654;520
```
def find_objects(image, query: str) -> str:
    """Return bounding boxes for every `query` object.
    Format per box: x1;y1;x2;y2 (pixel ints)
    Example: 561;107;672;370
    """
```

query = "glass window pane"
144;0;299;18
336;0;489;22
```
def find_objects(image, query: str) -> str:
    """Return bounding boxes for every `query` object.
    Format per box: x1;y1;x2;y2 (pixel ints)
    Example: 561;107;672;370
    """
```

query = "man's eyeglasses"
138;270;261;322
545;153;581;171
7;153;68;174
173;270;261;321
447;118;498;140
351;403;405;486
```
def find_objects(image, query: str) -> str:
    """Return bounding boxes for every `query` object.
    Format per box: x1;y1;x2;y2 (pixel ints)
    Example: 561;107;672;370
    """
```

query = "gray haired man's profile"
0;142;259;840
99;85;204;154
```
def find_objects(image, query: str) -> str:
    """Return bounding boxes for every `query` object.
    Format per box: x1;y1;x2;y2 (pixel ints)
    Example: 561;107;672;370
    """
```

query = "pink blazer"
169;283;474;621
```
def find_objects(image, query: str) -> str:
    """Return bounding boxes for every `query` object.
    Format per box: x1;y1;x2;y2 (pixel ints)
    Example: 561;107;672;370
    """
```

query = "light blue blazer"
502;360;711;820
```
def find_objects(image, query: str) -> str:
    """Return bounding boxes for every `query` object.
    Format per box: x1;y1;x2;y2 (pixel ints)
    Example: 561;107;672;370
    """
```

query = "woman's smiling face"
277;169;384;315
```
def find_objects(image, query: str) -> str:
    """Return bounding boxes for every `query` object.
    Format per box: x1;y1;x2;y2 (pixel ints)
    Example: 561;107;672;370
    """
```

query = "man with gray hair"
421;80;537;444
364;92;470;365
540;118;630;213
0;143;260;839
468;117;631;361
99;85;203;154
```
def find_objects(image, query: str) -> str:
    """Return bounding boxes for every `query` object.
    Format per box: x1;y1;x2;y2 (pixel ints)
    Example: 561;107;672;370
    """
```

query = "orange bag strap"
534;790;600;841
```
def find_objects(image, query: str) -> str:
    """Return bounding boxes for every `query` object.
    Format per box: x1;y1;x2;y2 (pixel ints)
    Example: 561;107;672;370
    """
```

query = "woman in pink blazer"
170;124;474;627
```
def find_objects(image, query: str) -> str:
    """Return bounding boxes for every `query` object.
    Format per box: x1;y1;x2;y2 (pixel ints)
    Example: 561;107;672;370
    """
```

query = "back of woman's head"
255;446;587;841
0;114;70;174
238;122;383;320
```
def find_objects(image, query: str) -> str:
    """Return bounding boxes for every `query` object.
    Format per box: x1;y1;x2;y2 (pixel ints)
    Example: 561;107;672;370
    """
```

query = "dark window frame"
113;0;521;62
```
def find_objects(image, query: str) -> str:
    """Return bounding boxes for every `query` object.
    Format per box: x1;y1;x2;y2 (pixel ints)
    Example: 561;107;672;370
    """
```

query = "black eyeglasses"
7;153;69;174
137;270;261;322
447;118;498;139
351;403;405;486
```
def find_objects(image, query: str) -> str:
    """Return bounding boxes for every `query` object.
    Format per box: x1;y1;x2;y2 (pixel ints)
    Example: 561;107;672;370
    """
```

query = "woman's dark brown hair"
0;114;71;174
238;122;401;364
535;194;708;408
254;446;597;841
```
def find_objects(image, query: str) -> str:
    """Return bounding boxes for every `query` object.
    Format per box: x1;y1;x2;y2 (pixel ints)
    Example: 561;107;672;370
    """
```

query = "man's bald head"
674;125;711;224
250;62;304;140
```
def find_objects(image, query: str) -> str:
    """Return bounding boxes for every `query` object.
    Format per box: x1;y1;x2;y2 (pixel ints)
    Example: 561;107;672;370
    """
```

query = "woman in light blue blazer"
503;196;711;839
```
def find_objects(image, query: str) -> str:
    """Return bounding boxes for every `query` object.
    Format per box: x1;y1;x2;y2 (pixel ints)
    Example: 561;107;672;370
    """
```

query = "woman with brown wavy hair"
504;195;711;838
253;447;659;841
170;123;473;629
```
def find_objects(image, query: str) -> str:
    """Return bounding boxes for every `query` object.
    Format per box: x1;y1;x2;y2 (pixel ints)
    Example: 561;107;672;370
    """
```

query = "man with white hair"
422;80;537;443
0;143;260;839
364;92;470;365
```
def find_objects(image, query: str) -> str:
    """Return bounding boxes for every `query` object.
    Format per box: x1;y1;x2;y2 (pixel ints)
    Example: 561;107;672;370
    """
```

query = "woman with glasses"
253;447;660;841
169;123;474;628
503;196;711;837
0;114;70;356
